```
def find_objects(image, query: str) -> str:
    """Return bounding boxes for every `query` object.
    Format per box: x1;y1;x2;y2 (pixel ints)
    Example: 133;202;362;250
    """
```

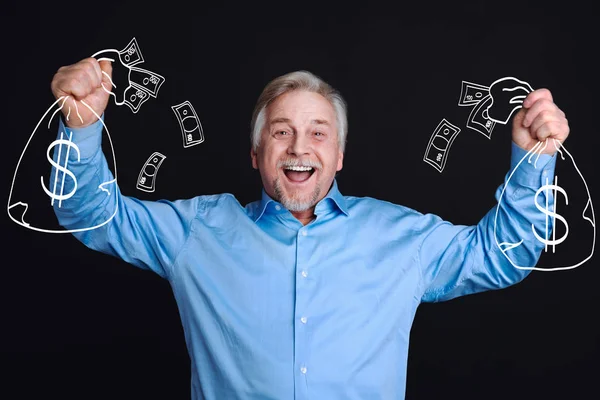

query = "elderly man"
50;57;569;399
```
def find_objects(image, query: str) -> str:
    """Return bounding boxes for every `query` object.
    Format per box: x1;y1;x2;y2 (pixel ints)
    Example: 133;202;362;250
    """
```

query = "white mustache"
277;159;322;170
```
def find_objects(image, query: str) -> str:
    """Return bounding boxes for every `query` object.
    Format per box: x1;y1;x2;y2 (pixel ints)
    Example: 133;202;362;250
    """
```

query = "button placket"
294;224;311;396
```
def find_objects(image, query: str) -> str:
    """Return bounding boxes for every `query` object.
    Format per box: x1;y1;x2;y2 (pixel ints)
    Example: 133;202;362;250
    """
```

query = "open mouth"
283;165;316;183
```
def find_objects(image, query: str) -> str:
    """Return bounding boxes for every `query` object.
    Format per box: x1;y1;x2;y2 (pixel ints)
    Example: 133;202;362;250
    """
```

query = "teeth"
285;166;313;172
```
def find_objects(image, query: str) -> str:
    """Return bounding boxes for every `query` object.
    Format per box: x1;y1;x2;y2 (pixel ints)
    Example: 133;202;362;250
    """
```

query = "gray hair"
250;70;348;153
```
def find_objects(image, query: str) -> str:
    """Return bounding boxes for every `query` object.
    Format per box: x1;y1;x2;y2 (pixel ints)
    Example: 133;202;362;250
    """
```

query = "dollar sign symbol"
40;130;81;207
532;176;569;252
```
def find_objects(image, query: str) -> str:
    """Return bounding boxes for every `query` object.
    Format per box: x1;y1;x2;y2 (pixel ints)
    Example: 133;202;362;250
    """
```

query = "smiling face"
251;90;344;219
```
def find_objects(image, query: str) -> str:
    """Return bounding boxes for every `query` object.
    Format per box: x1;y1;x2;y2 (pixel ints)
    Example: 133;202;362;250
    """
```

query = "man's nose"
288;133;311;156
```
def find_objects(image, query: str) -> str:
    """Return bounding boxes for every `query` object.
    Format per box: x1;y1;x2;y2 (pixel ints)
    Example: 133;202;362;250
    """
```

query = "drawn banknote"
458;81;489;107
123;86;151;113
172;101;205;148
423;118;461;173
92;37;164;114
119;37;144;67
137;152;166;192
466;94;496;139
128;67;166;98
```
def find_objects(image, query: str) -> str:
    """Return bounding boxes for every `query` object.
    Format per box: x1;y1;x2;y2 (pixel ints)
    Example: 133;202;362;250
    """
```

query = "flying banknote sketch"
172;101;205;148
423;118;461;173
137;152;167;193
458;81;489;107
466;94;496;139
459;77;535;139
92;37;165;113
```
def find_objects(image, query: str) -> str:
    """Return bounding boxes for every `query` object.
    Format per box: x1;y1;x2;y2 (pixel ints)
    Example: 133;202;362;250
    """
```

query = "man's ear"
336;150;344;172
251;147;258;170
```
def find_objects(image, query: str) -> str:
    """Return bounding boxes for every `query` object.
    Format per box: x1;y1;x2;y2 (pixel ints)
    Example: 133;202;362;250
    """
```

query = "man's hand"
511;88;570;155
50;57;113;129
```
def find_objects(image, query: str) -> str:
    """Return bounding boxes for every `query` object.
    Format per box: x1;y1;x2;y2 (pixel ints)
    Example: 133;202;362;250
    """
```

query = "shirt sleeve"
419;141;557;303
52;116;198;280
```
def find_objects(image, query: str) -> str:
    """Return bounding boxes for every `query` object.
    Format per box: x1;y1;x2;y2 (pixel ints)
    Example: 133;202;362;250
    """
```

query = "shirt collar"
251;179;349;223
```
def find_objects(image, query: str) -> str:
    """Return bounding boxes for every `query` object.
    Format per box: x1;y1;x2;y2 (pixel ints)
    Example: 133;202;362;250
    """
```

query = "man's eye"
314;131;325;136
276;131;289;136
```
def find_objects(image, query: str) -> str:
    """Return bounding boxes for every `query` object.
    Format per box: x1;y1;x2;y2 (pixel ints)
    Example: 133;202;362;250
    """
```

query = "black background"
2;1;598;399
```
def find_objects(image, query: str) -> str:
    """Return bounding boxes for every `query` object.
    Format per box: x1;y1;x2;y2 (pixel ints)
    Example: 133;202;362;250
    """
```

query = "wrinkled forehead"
266;90;337;126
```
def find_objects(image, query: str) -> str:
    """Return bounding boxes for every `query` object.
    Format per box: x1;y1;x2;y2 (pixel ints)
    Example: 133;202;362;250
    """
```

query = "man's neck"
291;208;316;226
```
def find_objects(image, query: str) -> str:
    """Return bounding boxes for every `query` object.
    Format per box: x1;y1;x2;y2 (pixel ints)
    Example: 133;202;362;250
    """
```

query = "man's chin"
280;197;314;212
272;174;323;210
276;187;321;212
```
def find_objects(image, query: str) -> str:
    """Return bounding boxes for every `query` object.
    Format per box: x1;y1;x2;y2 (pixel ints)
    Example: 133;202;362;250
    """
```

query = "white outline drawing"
486;77;534;125
494;139;596;271
171;101;205;148
136;152;166;193
532;174;569;252
128;67;165;98
118;37;145;67
466;94;496;139
92;37;165;114
7;96;119;233
423;119;461;173
40;129;81;208
91;37;145;68
458;81;489;107
121;85;152;113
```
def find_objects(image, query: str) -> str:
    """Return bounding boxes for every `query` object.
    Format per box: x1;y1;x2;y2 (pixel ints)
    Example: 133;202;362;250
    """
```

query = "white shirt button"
300;316;307;324
301;230;307;236
300;366;307;374
301;270;308;278
275;205;281;211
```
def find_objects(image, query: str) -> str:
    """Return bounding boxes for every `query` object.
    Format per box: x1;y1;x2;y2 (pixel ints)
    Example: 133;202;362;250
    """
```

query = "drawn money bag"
7;38;166;233
7;97;119;233
494;140;595;271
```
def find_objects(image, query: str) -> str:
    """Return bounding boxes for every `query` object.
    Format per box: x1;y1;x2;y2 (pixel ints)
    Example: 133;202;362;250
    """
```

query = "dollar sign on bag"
40;130;80;207
532;176;569;252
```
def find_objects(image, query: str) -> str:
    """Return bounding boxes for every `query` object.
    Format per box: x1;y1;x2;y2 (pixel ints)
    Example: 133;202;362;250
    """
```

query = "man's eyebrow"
268;117;331;125
269;117;292;125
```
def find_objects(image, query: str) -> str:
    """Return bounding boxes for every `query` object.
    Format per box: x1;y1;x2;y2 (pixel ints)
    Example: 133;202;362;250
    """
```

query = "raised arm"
419;89;570;302
49;58;197;279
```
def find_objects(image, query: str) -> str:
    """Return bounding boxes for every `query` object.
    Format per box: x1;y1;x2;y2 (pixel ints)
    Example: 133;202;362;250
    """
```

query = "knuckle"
538;109;553;120
537;88;552;98
81;57;97;67
68;77;82;89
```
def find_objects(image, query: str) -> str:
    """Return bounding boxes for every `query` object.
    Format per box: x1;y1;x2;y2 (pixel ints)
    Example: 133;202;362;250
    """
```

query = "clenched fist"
512;89;570;155
50;57;113;128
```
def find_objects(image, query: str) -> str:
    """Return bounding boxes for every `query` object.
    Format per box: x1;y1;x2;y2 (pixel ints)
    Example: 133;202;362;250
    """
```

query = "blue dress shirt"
53;117;556;399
